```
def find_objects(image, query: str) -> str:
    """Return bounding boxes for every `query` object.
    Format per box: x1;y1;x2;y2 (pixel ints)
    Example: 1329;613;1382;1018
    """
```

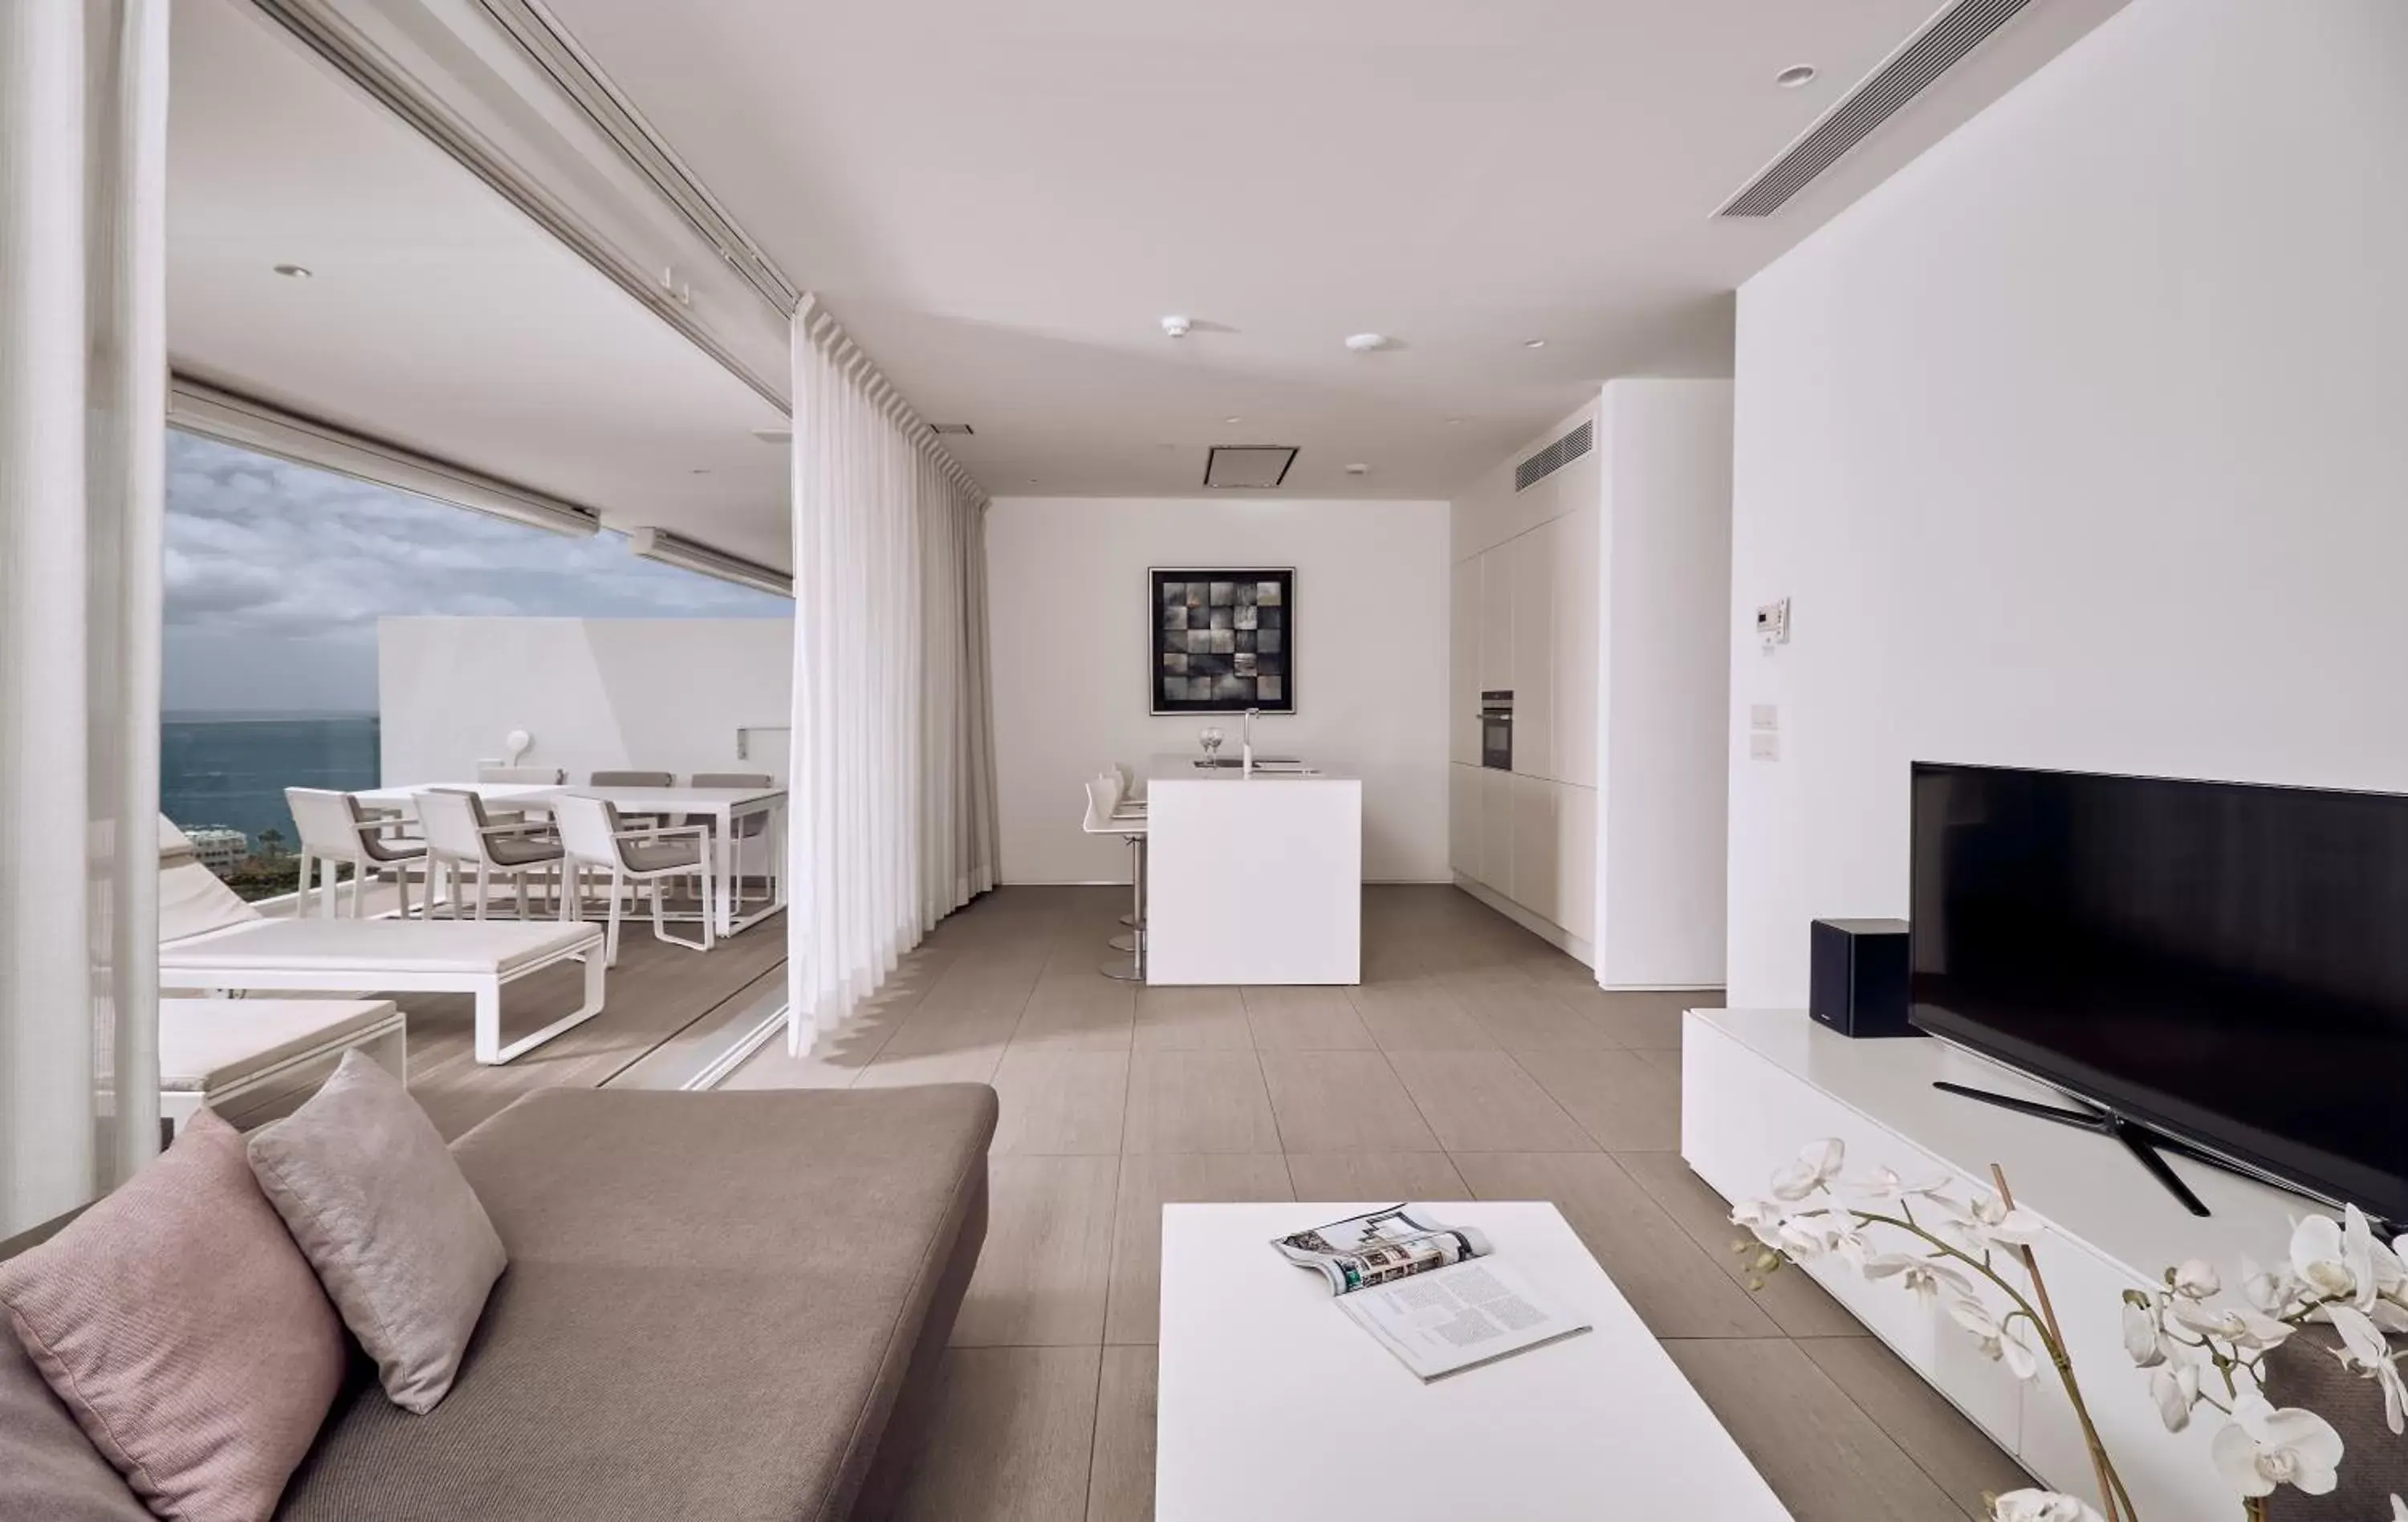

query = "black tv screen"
1910;762;2408;1221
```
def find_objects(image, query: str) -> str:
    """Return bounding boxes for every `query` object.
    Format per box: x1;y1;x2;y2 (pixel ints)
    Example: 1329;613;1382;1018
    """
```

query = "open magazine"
1272;1206;1590;1381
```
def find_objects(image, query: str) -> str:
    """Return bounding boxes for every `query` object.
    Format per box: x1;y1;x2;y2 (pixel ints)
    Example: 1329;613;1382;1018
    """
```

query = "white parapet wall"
377;616;793;785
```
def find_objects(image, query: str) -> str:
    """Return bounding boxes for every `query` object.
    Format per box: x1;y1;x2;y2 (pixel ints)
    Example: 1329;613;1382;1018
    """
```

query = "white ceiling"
167;0;793;569
534;0;2125;498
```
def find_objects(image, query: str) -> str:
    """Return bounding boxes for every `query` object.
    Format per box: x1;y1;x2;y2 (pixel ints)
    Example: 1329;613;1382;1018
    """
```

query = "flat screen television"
1910;762;2408;1223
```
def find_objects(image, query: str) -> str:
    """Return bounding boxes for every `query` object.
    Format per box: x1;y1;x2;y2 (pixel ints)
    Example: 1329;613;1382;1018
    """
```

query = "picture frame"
1149;567;1296;715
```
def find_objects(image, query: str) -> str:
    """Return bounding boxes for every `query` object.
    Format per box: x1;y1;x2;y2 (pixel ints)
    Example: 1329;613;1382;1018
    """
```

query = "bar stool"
1083;776;1146;982
1101;767;1146;938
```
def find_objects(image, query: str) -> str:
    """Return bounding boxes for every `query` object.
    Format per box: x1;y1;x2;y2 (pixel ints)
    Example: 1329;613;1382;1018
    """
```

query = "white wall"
986;497;1451;884
379;617;793;784
1726;0;2408;1007
1599;380;1731;986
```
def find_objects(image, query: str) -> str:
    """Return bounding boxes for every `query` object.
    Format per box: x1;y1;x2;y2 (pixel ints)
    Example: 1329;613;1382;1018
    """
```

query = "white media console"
1682;1007;2316;1520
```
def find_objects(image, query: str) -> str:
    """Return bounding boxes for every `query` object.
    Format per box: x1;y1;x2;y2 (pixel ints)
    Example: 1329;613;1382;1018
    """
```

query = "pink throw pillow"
0;1109;344;1522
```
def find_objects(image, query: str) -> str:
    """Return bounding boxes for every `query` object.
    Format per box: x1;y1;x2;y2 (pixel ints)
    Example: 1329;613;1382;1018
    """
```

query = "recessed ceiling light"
1223;416;1243;425
1344;332;1391;353
1444;416;1466;425
273;263;312;279
1776;64;1817;88
1522;339;1547;350
1161;315;1192;338
689;468;711;474
1344;463;1370;475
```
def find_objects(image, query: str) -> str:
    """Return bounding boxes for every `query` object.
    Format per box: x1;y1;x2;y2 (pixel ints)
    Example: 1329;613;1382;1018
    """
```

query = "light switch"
1749;704;1780;733
1749;730;1781;762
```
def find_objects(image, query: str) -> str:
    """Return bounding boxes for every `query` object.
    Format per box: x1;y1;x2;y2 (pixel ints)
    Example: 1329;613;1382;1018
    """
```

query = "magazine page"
1271;1205;1493;1294
1336;1258;1590;1382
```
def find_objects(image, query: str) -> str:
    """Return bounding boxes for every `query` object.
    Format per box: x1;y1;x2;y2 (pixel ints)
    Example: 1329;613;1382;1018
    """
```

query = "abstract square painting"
1152;567;1295;714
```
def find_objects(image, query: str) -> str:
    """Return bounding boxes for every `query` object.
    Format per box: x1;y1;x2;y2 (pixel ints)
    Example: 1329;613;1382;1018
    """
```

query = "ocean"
160;712;381;850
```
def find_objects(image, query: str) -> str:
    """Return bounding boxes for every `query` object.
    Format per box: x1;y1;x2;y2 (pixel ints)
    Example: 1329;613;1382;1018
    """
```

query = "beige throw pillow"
0;1108;344;1522
246;1049;507;1414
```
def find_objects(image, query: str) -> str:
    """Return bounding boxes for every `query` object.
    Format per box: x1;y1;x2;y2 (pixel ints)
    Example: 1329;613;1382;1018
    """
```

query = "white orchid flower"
1942;1193;2048;1255
2325;1302;2407;1436
2240;1255;2302;1316
2121;1296;2169;1368
1950;1298;2040;1381
2209;1394;2343;1497
1776;1216;1834;1263
2170;1259;2222;1300
2292;1211;2378;1310
1865;1251;1973;1304
2391;1493;2406;1522
1987;1489;2105;1522
1771;1138;1846;1202
1836;1164;1953;1204
1729;1197;1787;1249
2149;1362;2200;1432
2169;1298;2296;1351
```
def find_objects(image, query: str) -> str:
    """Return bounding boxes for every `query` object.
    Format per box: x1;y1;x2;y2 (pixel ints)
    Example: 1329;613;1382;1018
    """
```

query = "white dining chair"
475;763;565;785
554;794;714;967
415;787;566;921
287;787;430;919
685;771;777;910
1082;776;1146;982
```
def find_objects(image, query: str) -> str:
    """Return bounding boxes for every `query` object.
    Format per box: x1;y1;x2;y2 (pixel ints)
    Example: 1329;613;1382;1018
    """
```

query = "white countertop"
1145;752;1357;783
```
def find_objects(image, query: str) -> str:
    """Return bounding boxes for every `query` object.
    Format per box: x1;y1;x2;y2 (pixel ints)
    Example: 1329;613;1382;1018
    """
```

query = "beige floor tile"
718;1040;861;1089
1582;988;1712;1048
1517;1047;1682;1150
1282;1151;1471;1202
1121;1051;1282;1154
1383;1050;1595;1152
1347;979;1499;1050
1131;986;1253;1051
890;1346;1101;1522
877;999;1031;1060
856;1043;1007;1087
1086;1345;1157;1522
1613;1150;1867;1339
1014;978;1137;1052
1454;973;1621;1048
990;1050;1132;1156
1662;1338;1973;1522
1452;1152;1784;1339
954;1155;1120;1347
1104;1154;1293;1344
1240;985;1375;1050
1799;1336;2036;1516
1256;1050;1441;1154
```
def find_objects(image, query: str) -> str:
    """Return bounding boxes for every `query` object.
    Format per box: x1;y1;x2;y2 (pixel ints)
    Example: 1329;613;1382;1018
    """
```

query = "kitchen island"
1142;754;1361;985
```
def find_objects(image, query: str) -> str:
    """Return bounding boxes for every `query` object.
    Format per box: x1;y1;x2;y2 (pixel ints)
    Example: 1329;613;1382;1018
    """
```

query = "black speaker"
1809;918;1916;1038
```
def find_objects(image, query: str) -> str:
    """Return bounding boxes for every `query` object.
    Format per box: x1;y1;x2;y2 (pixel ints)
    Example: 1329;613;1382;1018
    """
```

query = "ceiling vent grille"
1717;0;2036;218
929;422;974;436
1204;446;1299;490
1515;419;1595;492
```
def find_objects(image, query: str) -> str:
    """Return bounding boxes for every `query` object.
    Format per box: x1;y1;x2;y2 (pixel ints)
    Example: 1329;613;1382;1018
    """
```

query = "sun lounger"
157;997;405;1136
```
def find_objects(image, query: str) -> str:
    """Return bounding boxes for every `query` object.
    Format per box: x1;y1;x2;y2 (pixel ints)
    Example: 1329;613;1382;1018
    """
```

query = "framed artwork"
1150;567;1296;714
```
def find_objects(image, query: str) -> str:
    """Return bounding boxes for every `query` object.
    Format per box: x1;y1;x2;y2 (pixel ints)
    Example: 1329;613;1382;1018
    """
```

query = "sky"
164;429;788;714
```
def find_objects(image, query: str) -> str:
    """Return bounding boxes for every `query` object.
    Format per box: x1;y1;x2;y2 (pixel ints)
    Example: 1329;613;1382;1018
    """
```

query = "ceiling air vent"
1717;0;2036;218
1515;419;1594;493
929;422;974;436
1204;446;1299;490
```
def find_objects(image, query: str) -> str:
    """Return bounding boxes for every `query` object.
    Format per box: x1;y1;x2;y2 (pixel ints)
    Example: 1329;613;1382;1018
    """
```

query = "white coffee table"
1157;1201;1792;1520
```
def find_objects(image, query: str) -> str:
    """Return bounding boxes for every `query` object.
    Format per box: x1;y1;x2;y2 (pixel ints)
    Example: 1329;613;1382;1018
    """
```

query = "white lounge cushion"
158;999;398;1093
161;920;600;978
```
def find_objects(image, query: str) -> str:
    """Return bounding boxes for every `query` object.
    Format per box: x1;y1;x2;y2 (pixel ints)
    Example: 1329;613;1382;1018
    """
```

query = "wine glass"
1199;726;1224;764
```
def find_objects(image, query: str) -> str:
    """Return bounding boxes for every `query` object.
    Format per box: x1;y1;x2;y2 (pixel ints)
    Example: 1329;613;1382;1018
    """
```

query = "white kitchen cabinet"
1508;772;1559;922
1448;763;1478;879
1475;765;1514;893
1552;500;1601;790
1510;520;1555;779
1556;782;1597;950
1450;557;1480;768
1479;547;1513;693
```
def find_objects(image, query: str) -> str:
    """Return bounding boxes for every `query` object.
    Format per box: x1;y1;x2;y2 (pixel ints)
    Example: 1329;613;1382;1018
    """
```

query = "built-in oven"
1479;691;1513;771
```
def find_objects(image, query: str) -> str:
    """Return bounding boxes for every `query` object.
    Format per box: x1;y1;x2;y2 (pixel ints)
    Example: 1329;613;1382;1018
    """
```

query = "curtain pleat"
1;0;166;1238
786;307;997;1047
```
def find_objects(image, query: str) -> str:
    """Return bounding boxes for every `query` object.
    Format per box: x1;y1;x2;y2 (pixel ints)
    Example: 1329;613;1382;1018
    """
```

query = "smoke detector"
1344;332;1392;352
1161;315;1193;338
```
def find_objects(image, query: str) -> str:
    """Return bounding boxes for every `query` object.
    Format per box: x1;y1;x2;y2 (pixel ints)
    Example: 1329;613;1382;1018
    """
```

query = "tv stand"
1930;1080;2213;1217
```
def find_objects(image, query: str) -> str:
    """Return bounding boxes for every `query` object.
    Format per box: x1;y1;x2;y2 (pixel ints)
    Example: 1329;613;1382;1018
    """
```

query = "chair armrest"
477;822;555;837
612;824;710;842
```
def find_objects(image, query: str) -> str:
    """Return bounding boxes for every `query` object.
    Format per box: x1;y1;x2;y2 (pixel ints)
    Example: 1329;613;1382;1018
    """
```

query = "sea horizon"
161;712;382;848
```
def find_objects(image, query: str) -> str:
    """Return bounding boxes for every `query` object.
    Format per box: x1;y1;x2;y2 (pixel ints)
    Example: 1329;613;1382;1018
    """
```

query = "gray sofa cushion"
0;1325;152;1522
274;1084;997;1522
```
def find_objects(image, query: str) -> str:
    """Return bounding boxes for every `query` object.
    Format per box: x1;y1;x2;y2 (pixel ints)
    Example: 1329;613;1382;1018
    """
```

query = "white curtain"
787;299;998;1047
0;0;168;1238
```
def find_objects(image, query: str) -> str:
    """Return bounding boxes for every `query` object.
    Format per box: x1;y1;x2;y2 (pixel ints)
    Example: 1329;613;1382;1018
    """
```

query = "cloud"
164;431;787;711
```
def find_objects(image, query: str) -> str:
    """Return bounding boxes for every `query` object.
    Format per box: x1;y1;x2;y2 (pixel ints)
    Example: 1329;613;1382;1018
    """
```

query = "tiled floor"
728;885;2032;1520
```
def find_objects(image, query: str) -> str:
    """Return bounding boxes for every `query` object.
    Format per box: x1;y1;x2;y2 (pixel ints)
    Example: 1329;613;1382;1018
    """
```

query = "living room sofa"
3;1082;999;1521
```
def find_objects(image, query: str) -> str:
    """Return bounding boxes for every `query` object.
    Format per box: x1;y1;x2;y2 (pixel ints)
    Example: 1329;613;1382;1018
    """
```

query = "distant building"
185;826;250;873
